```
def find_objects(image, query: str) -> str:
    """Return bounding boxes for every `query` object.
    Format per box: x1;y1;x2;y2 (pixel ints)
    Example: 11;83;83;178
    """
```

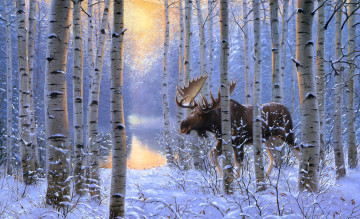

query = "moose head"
175;74;235;138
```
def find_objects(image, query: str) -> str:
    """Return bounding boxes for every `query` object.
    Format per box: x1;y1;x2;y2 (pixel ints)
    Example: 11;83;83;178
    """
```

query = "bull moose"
176;75;300;177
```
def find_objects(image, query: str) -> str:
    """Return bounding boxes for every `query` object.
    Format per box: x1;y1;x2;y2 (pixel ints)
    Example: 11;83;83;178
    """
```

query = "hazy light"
101;135;166;170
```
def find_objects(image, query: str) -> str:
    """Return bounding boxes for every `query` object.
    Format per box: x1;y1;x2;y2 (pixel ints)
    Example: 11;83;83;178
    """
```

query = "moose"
176;75;300;177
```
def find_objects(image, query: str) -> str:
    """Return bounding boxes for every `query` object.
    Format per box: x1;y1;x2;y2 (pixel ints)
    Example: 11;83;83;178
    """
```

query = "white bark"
270;0;283;103
220;0;233;194
207;0;214;92
109;0;127;217
177;0;187;169
3;0;13;175
28;0;39;174
316;0;326;162
280;0;289;100
163;0;174;165
347;0;357;169
290;0;296;118
296;0;320;192
243;0;252;105
196;0;208;97
16;0;38;185
84;0;94;193
253;0;266;191
86;0;110;200
184;0;192;80
333;0;346;179
45;0;72;207
87;0;95;80
73;0;85;194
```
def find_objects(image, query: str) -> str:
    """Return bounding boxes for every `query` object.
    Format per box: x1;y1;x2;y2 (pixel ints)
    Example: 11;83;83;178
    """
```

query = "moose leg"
209;140;223;176
266;147;275;177
267;136;283;168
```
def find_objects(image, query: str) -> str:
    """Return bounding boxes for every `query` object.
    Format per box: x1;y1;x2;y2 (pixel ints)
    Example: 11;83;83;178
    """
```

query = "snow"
0;165;359;218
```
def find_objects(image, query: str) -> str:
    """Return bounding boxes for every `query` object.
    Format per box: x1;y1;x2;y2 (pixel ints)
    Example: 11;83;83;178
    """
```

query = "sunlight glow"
127;136;166;169
101;135;166;170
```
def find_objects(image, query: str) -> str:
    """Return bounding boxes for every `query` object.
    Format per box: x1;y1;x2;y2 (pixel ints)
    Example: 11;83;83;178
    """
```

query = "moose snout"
180;120;191;134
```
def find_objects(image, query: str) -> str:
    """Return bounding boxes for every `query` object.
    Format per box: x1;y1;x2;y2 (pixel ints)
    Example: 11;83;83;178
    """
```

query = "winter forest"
0;0;359;218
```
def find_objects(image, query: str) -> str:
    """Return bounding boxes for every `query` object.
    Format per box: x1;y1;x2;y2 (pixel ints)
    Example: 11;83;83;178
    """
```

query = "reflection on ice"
127;136;166;169
101;133;166;170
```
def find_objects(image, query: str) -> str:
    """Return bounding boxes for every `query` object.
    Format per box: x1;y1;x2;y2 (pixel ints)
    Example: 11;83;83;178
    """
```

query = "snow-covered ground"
0;164;359;218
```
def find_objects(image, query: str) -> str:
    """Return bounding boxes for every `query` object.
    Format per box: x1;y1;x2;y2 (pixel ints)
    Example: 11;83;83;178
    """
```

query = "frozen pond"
101;115;166;169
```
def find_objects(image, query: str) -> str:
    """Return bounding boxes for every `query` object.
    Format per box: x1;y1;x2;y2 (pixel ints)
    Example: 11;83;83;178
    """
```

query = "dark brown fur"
180;100;299;176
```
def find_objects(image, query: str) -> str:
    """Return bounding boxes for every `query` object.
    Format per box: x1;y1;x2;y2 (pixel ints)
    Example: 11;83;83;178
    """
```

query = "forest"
0;0;359;218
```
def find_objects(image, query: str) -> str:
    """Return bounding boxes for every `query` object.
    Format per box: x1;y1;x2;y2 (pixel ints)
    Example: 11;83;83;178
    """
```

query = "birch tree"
279;0;289;99
45;0;72;207
290;0;296;117
296;0;320;192
73;0;85;194
269;0;284;165
87;0;111;200
207;0;214;92
333;0;346;179
177;0;187;169
3;0;13;175
184;0;192;81
316;0;326;162
162;0;174;165
270;0;283;103
243;0;252;105
219;0;233;194
87;0;95;73
16;0;38;185
109;0;127;217
84;0;95;189
28;0;39;173
346;0;357;169
196;0;208;95
253;0;266;191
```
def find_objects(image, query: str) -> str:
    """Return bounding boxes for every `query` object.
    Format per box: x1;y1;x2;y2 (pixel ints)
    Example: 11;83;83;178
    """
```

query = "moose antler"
198;79;236;113
229;79;236;95
176;74;208;109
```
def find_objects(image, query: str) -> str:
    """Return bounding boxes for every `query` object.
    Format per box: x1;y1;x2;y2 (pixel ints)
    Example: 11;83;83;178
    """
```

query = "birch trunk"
219;0;233;194
196;0;208;96
347;0;357;169
184;0;192;81
163;0;174;166
87;0;110;200
45;0;72;207
28;0;40;175
280;0;289;99
243;0;252;105
296;0;320;192
316;0;326;162
253;0;266;191
333;0;346;179
109;0;127;217
84;0;95;191
207;0;214;92
290;0;296;118
270;0;283;103
87;0;95;78
73;0;85;194
16;0;38;185
177;0;187;169
3;0;13;175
